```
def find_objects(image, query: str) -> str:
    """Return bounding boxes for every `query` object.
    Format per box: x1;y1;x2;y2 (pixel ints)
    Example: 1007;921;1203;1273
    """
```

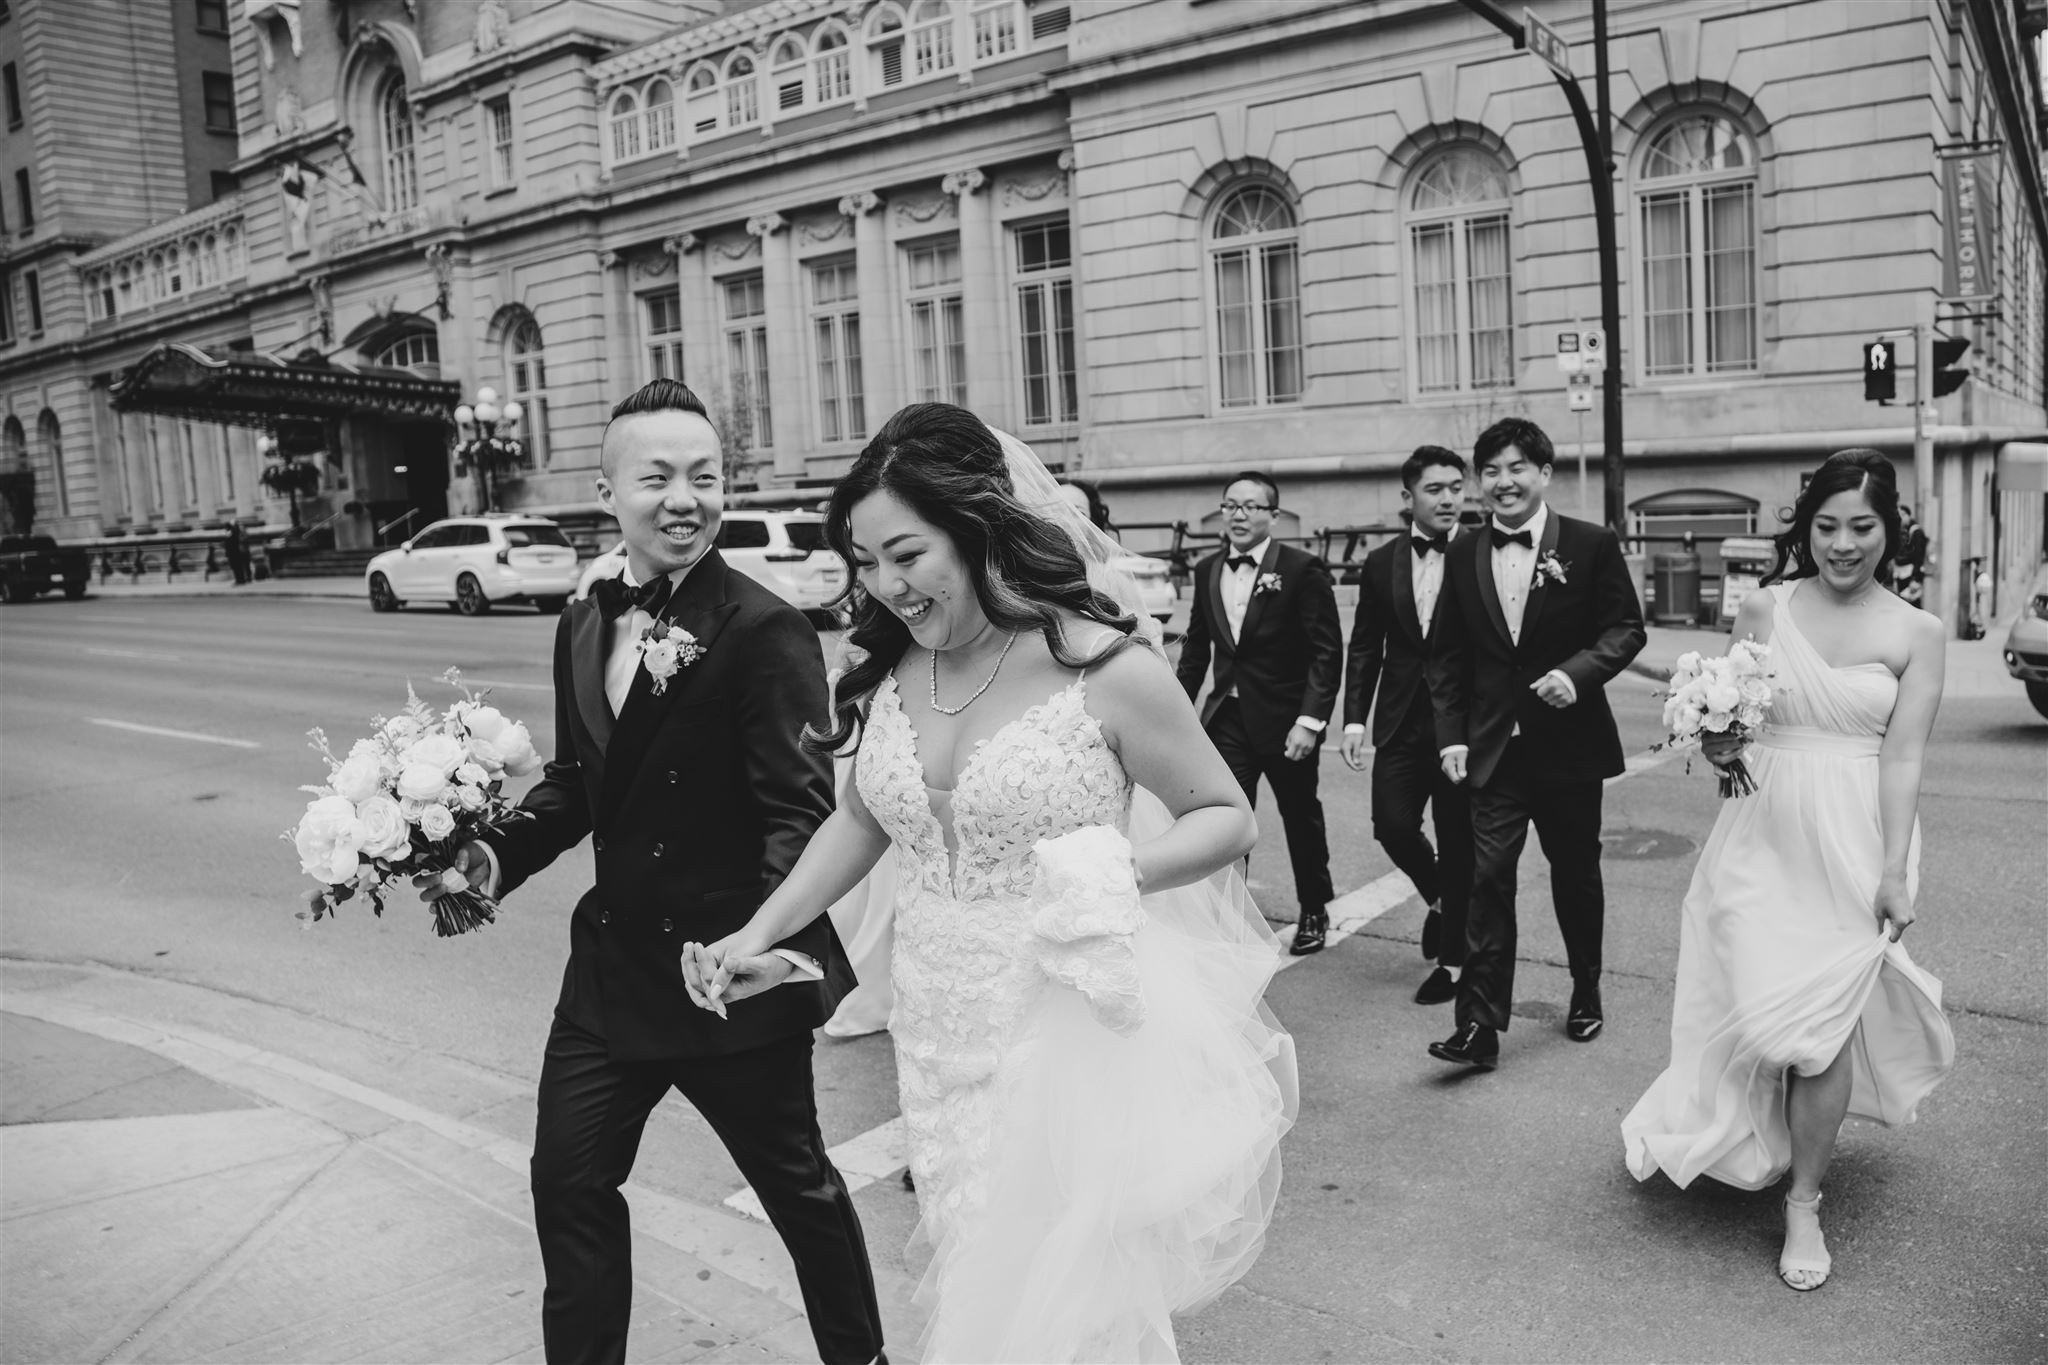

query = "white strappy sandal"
1779;1191;1831;1291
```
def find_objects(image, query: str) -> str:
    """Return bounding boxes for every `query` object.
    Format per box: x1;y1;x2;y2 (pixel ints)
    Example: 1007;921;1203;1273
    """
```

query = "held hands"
1874;871;1916;942
679;936;794;1018
1529;672;1575;709
1339;730;1371;772
414;840;490;903
1282;723;1319;762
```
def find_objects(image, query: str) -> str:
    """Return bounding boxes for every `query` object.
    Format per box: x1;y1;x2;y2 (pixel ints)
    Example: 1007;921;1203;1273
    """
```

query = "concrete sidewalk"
0;960;923;1365
74;575;366;600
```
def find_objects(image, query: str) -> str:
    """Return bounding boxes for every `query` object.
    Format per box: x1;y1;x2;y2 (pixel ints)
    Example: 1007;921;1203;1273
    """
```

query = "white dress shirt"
1438;502;1576;762
1219;538;1324;735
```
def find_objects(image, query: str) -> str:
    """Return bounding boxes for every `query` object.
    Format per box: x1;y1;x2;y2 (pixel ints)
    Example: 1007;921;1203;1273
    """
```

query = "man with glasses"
1176;471;1343;954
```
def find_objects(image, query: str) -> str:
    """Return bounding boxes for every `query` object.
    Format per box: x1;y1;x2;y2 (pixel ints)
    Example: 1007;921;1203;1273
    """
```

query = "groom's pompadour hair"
1473;417;1555;472
601;378;714;476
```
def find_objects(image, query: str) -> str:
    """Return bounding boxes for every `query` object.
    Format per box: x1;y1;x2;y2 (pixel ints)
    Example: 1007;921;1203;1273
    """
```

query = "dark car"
0;535;89;603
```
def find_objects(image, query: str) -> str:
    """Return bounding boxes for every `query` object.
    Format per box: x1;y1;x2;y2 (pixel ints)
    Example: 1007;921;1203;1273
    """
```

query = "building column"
842;191;896;430
667;232;709;388
748;211;803;482
596;249;626;404
946;168;1006;428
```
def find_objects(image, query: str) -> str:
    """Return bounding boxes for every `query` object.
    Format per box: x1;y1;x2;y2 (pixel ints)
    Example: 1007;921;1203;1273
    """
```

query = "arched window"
116;264;133;314
2;417;24;468
725;53;759;128
969;0;1020;62
771;37;806;111
909;0;955;79
867;6;907;89
223;224;243;277
608;89;642;162
685;64;721;136
380;78;419;213
1209;184;1303;408
37;409;65;518
502;311;549;466
644;79;676;151
148;252;168;302
1635;111;1756;377
369;329;439;371
812;26;852;104
198;233;221;287
1406;146;1513;393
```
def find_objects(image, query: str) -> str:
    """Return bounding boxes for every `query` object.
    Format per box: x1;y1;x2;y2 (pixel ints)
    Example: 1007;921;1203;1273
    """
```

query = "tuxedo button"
661;918;674;933
594;836;605;852
652;842;664;858
598;910;610;926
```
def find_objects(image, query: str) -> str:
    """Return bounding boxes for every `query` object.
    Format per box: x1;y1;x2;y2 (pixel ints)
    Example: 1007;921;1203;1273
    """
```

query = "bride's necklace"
930;632;1017;716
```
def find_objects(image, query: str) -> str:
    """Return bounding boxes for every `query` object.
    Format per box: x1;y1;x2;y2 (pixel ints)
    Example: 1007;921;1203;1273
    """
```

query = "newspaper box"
1719;537;1775;621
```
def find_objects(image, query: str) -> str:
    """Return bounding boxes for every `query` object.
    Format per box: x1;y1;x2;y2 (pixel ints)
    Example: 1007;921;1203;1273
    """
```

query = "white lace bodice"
855;670;1133;1243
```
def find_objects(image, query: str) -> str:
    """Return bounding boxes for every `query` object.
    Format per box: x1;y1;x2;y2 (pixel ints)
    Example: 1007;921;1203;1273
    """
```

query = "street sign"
1525;9;1572;80
1556;329;1583;374
1567;370;1595;411
1580;327;1606;370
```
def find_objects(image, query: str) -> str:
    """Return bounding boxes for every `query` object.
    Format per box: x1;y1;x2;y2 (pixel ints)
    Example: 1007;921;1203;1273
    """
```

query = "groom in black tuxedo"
1341;447;1473;1006
428;380;884;1365
1177;471;1343;954
1425;418;1645;1070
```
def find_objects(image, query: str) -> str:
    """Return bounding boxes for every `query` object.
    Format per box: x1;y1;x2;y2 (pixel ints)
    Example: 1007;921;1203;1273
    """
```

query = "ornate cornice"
745;211;788;238
837;190;883;217
941;168;987;197
591;0;838;91
665;232;699;254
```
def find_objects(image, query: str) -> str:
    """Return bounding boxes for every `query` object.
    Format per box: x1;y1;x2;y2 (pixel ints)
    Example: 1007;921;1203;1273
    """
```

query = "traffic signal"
1863;340;1896;403
1932;336;1971;397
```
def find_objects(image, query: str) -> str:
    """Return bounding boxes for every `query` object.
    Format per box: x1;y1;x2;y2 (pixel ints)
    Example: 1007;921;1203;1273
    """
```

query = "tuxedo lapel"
1472;531;1514;647
1517;509;1564;649
569;599;614;753
1205;552;1234;655
1235;541;1280;647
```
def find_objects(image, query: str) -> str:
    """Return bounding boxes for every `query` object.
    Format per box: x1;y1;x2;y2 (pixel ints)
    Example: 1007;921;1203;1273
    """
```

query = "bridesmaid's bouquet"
289;669;540;936
1654;638;1776;798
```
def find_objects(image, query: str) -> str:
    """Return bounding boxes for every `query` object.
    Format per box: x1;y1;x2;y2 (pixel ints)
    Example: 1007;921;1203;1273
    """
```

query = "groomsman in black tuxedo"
1341;447;1473;1005
1177;471;1343;954
1425;418;1645;1070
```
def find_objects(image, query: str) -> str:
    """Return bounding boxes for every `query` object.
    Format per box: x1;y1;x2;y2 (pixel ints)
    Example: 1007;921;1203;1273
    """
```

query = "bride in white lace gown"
684;403;1297;1362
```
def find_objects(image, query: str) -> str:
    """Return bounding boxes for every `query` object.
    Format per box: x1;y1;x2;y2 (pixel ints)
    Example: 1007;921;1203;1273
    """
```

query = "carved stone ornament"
941;168;987;197
1000;167;1069;209
423;242;454;319
1058;148;1076;172
838;190;883;218
745;212;787;238
665;232;700;255
713;234;759;262
472;0;510;54
798;215;851;246
893;195;954;229
308;274;334;344
633;251;675;279
247;0;303;70
597;249;620;270
273;86;305;137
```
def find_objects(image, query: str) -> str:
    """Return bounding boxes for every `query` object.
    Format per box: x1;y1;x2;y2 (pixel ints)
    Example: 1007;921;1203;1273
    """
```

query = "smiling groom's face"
597;410;725;584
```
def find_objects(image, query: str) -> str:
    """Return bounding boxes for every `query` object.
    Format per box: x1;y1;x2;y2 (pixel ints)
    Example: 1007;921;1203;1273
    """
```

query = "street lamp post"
452;386;524;513
256;433;320;530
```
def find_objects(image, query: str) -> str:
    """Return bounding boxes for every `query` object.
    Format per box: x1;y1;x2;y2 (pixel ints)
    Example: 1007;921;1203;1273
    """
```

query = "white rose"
354;794;412;860
1702;679;1741;716
497;722;540;777
1737;703;1766;729
331;753;384;804
382;714;423;746
1739;677;1770;704
397;762;450;802
457;703;510;742
454;762;489;789
641;640;679;675
455;784;487;811
401;732;468;775
1702;709;1734;732
1676;702;1705;736
294;795;365;884
418;803;457;841
1672;650;1703;679
465;736;504;773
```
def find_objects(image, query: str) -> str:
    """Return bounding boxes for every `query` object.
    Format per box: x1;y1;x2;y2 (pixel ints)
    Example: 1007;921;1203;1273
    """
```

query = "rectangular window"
148;421;167;509
3;63;20;128
486;96;515;186
1013;219;1077;425
1410;212;1512;394
723;273;772;451
22;267;40;333
195;0;229;32
210;169;237;201
202;71;236;133
643;287;684;382
972;0;1020;61
1410;222;1456;393
217;425;235;501
1702;182;1756;373
181;422;201;506
15;169;31;228
905;240;966;406
810;260;865;444
0;269;13;342
1641;190;1693;377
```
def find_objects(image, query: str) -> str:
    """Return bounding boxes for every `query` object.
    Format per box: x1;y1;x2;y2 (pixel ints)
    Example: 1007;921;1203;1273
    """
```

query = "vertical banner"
1942;153;1998;302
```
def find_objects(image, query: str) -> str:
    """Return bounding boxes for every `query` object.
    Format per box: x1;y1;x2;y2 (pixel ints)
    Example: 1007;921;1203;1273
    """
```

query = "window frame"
902;237;967;408
721;272;773;451
1204;183;1305;411
502;313;548;468
685;63;721;138
22;267;40;334
1630;110;1761;383
3;63;20;129
643;78;676;153
641;286;685;383
810;24;854;108
1401;146;1516;398
866;5;908;92
1009;216;1078;427
13;167;30;229
607;88;643;164
724;51;760;130
201;70;237;134
195;0;229;33
969;0;1024;66
379;77;419;214
907;0;957;82
807;257;866;446
771;37;807;114
483;94;516;188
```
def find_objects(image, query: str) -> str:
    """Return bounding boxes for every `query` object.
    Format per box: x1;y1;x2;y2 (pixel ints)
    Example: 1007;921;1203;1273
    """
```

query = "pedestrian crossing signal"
1931;336;1970;398
1863;340;1896;403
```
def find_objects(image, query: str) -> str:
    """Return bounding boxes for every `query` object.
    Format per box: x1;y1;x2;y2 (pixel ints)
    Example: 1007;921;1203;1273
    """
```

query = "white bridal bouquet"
290;669;540;936
1654;638;1778;798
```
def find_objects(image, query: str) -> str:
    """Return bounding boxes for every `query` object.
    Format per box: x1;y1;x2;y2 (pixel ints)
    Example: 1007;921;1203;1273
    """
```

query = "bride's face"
848;489;989;650
1810;487;1887;595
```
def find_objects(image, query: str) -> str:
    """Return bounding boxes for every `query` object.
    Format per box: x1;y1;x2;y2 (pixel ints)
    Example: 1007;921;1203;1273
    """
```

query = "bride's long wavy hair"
806;403;1139;754
1761;448;1904;587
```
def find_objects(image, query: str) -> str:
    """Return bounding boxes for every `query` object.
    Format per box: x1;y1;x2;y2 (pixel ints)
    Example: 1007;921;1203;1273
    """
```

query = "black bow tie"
1412;534;1449;558
593;573;674;622
1490;526;1534;550
1227;554;1259;574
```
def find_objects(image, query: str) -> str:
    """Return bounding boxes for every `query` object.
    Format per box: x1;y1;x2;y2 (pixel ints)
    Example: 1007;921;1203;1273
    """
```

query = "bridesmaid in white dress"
1622;450;1955;1292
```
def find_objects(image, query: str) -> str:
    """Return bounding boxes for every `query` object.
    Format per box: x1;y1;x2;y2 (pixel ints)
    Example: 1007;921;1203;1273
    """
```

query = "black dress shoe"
1420;903;1441;960
1567;986;1604;1042
1289;908;1328;956
1413;965;1457;1005
1428;1021;1499;1069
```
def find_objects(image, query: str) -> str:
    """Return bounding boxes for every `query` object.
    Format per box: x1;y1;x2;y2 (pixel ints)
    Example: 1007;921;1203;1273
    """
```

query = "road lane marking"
87;718;259;748
83;646;184;662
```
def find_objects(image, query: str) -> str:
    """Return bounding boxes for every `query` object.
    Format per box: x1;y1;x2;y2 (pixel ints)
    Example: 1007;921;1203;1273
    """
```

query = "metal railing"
376;507;423;545
78;530;242;584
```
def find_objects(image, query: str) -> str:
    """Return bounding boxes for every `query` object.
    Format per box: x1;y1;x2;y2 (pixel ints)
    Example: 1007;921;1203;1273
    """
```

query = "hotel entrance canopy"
109;343;459;428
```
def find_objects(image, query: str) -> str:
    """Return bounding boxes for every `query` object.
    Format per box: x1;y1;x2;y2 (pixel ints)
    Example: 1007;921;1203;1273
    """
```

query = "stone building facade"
2;0;2043;627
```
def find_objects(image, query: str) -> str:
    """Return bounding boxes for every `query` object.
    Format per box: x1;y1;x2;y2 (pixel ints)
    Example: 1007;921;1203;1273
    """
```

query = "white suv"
576;511;848;625
366;515;582;615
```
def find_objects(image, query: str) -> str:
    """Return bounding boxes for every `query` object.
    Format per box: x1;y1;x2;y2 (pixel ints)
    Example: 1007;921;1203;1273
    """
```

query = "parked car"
575;510;847;626
0;534;90;603
365;515;581;615
2001;562;2048;720
1113;551;1177;622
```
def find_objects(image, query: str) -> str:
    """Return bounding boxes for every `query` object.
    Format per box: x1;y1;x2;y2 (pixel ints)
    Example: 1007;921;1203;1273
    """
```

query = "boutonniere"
1255;571;1284;596
1533;551;1569;589
635;620;704;695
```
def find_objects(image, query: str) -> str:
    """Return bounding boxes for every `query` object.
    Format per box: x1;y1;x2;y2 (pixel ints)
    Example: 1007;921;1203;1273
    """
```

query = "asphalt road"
2;593;2043;1363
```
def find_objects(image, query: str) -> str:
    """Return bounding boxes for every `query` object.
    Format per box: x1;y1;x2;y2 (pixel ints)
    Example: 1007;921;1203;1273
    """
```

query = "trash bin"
1717;537;1776;623
1652;547;1701;626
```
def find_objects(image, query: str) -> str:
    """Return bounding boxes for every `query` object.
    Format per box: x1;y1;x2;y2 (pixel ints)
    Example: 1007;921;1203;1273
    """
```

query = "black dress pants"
1370;712;1473;967
1454;741;1605;1032
530;1015;884;1365
1208;696;1335;913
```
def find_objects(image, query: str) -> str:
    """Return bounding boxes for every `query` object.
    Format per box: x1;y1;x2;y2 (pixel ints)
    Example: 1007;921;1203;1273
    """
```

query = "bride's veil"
990;428;1164;650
